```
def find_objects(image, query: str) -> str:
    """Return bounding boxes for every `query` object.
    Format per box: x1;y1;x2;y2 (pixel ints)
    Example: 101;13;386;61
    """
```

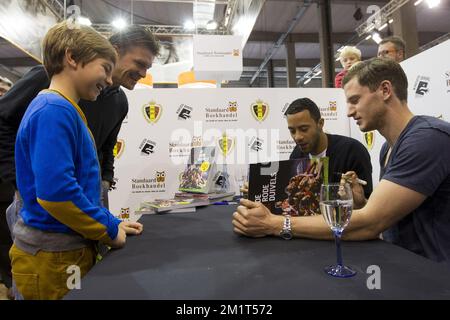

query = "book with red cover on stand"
248;157;329;216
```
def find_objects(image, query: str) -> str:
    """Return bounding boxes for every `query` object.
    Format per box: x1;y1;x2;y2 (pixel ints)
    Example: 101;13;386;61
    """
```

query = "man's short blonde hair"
339;46;362;64
42;21;117;78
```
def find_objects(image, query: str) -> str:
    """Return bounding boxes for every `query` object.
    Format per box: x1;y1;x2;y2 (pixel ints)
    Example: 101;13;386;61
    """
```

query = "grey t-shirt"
14;217;93;255
380;116;450;263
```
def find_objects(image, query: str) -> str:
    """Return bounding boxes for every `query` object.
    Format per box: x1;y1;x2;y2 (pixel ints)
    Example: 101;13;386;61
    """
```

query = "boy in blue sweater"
10;21;143;300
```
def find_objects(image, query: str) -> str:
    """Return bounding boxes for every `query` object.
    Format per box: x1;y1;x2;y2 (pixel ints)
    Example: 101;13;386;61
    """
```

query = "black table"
65;205;450;300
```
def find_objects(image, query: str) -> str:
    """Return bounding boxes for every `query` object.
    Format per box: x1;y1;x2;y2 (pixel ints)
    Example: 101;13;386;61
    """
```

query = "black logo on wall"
249;137;264;152
177;104;193;120
139;139;156;155
414;76;430;97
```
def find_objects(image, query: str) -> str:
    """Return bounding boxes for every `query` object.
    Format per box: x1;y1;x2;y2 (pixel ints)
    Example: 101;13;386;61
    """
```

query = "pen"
212;201;238;205
336;172;368;186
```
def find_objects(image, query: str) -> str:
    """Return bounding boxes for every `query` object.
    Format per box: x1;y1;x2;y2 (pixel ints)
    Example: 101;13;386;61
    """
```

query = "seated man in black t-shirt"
241;98;373;205
233;58;450;264
286;98;372;200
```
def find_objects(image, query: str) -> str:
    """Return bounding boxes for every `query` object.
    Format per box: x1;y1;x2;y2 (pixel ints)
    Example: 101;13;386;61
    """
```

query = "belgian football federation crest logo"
251;99;269;122
113;139;124;159
156;171;166;183
120;208;130;220
363;131;375;151
217;133;235;156
329;101;337;111
143;101;162;124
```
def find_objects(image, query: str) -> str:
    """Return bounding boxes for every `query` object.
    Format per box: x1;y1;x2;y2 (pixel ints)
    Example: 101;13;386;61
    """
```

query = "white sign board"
193;35;243;81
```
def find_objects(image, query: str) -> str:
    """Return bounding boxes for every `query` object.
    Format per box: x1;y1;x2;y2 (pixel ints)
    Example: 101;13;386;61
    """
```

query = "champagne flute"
320;183;356;278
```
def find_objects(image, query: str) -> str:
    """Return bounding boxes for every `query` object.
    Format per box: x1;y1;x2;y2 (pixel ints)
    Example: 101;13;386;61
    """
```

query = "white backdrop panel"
110;88;350;219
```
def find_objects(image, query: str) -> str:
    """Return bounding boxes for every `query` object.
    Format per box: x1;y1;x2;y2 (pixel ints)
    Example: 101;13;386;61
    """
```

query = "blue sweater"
15;90;121;242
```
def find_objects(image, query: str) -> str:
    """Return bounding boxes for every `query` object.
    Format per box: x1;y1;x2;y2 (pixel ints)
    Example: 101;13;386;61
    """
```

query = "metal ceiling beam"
249;0;313;86
420;33;450;52
249;31;355;43
42;0;65;20
248;31;447;45
355;0;410;36
91;23;229;37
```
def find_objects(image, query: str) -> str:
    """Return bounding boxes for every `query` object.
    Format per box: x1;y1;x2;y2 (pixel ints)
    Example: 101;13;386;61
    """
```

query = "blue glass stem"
334;231;343;267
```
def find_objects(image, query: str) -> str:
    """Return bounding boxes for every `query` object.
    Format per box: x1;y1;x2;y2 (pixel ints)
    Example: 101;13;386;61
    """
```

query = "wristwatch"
279;215;293;240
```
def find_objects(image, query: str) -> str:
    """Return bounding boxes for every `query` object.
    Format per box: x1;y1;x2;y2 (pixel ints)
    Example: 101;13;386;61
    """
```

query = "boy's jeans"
9;244;96;299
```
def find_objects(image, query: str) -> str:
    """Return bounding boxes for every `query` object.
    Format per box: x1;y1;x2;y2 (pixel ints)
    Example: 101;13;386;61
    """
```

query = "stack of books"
136;146;235;214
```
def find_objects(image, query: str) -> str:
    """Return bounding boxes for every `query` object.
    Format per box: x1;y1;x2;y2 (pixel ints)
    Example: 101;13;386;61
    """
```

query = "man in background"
378;36;406;62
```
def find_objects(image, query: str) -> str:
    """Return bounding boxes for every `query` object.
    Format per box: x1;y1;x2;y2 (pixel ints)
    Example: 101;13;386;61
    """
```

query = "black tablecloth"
65;205;450;299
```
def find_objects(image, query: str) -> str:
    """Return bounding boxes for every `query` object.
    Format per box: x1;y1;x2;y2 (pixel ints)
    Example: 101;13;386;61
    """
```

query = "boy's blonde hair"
339;46;362;64
42;21;117;78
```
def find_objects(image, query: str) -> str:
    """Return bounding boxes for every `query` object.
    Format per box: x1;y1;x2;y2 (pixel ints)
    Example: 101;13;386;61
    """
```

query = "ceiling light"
206;20;217;30
112;18;127;30
78;17;92;26
379;23;388;31
184;20;195;30
426;0;440;8
371;32;382;44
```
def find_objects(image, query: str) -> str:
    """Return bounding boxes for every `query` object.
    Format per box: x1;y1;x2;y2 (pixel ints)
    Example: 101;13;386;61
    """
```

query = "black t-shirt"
0;65;128;186
380;116;450;263
290;133;373;198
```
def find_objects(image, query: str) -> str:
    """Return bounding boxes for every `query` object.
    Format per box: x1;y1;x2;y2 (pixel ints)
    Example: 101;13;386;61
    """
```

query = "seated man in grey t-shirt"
232;58;450;264
379;116;450;261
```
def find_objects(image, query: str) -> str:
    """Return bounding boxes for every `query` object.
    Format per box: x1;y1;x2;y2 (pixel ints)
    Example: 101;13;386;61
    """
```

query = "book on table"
178;146;219;194
137;197;210;214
